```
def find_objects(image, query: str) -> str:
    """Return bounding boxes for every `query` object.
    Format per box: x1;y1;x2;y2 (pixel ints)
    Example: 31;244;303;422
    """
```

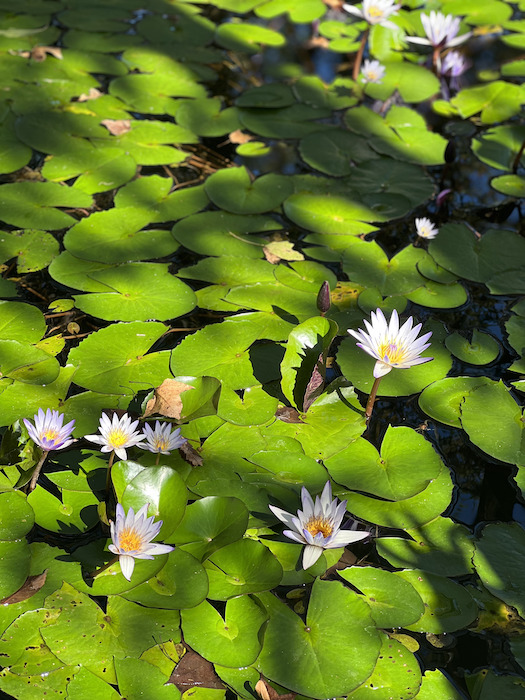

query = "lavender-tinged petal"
119;555;135;581
302;545;324;569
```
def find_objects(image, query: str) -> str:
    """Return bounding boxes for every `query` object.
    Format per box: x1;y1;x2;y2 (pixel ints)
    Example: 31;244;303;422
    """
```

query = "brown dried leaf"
263;241;304;264
169;647;224;690
303;356;325;412
179;441;203;467
78;87;103;102
0;570;47;605
275;406;303;423
256;678;296;700
101;118;131;135
229;129;253;145
143;378;195;419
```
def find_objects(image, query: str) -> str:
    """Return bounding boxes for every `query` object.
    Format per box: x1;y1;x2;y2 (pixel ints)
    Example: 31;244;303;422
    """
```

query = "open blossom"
138;421;187;454
343;0;400;29
406;11;471;49
269;481;368;569
415;217;439;240
85;412;144;461
348;308;433;378
361;59;386;84
23;409;75;451
109;503;173;581
441;50;468;78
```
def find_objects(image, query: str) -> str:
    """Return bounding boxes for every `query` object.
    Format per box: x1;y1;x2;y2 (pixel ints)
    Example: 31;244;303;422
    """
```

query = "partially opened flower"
343;0;400;29
85;412;144;461
361;59;386;84
138;421;186;455
269;481;368;569
24;408;75;451
406;11;470;49
348;308;433;378
109;503;174;581
415;217;439;240
441;50;469;78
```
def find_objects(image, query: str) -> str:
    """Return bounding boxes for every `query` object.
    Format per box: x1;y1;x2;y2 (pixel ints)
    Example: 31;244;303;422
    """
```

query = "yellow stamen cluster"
108;430;129;448
118;528;144;552
305;516;333;538
368;6;384;18
377;341;406;364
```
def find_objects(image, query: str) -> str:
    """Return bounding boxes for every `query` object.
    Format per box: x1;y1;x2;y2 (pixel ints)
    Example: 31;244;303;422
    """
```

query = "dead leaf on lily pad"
256;677;296;700
144;378;195;419
101;119;131;135
18;46;62;61
229;129;253;144
0;570;47;605
179;441;203;467
263;241;304;264
170;646;224;690
78;87;103;102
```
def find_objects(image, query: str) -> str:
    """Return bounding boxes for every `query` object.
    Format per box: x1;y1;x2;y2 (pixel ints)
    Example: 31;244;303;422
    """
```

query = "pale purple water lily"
269;481;368;569
406;11;471;49
138;421;187;454
441;50;469;77
361;59;386;84
348;308;433;378
109;503;174;581
85;412;144;461
415;217;439;240
343;0;400;29
23;408;75;451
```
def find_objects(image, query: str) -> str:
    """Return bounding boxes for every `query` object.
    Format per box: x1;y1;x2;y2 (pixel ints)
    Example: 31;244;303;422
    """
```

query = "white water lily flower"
415;217;439;240
348;308;433;378
138;421;187;454
85;412;144;461
109;503;174;581
343;0;401;29
441;50;468;78
361;59;386;84
23;408;75;451
406;11;471;49
269;481;368;569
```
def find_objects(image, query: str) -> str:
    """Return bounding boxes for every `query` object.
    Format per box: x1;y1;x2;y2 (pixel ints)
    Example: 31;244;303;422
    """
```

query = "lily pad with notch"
205;166;293;215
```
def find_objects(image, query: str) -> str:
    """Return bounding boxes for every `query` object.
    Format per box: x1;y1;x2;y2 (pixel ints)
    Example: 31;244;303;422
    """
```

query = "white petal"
373;360;393;378
405;36;431;45
302;545;324;569
283;529;307;545
119;555;135;581
342;4;364;19
327;530;369;547
114;446;128;460
269;505;296;529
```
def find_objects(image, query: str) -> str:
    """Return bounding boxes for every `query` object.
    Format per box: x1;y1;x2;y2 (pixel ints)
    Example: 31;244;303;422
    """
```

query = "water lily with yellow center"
361;59;386;84
415;217;439;240
108;503;174;581
139;420;187;455
269;481;368;569
406;11;471;49
343;0;401;29
23;408;75;451
349;308;433;379
85;412;144;461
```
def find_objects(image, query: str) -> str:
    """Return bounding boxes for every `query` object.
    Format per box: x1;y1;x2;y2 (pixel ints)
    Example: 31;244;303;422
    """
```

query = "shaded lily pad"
175;98;240;137
205;166;293;215
0;340;59;385
215;21;285;53
0;181;92;230
299;129;378;176
0;229;59;273
0;301;46;343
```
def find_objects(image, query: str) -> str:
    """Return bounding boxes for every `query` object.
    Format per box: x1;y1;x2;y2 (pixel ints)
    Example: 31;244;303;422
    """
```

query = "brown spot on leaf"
143;378;195;419
101;119;131;135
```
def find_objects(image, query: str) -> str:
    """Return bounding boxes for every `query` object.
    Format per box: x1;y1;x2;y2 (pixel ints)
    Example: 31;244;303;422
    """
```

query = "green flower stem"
365;376;382;424
155;453;160;466
512;137;525;172
86;554;119;579
29;450;49;492
352;28;370;82
105;450;116;493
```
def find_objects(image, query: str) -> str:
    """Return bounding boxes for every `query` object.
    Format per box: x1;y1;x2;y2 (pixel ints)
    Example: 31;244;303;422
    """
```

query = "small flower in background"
441;50;469;77
361;59;386;84
109;503;174;581
139;421;187;454
415;217;439;240
23;408;75;451
348;308;433;378
269;481;368;569
343;0;400;29
406;11;471;49
85;412;144;461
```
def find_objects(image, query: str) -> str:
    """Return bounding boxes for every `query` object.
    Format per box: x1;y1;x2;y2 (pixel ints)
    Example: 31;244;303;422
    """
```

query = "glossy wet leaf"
115;658;181;700
284;192;384;235
181;595;267;667
28;484;100;534
418;376;494;428
445;330;499;365
217;385;278;426
339;566;425;628
325;426;443;500
0;229;59;272
257;579;381;698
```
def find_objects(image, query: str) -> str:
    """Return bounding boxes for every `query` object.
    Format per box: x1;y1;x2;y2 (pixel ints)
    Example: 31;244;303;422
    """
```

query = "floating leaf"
0;229;59;272
445;330;499;365
205;166;293;215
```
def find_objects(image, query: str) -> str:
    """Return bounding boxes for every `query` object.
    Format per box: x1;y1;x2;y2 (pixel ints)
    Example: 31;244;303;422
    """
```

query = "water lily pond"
0;0;524;698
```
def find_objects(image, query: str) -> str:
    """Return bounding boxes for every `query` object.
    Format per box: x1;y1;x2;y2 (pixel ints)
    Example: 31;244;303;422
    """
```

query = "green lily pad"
347;633;422;700
471;125;525;171
491;174;525;197
65;668;121;700
236;83;295;109
365;61;440;103
0;340;59;385
345;159;435;209
377;517;475;576
405;280;468;309
255;0;326;22
204;537;282;600
465;669;525;700
0;181;92;230
0;667;73;700
49;252;113;291
418;376;494;427
122;547;208;610
215;21;285;53
0;607;63;677
0;491;34;541
114;120;193;166
175;97;239;137
109;71;206;113
460;380;525;464
181;595;267;667
167;496;249;561
395;569;478;633
414;670;465;700
246;450;330;493
325;426;443;501
445;330;499;365
27;484;100;534
217;385;278;426
114;177;209;224
0;540;30;599
67;321;171;395
284;193;385;235
205;166;293;215
115;658;181;700
0;229;59;272
73;263;196;322
238;104;331;139
339;566;425;628
256;579;381;699
0;301;46;343
451;81;525;123
299;129;378;176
